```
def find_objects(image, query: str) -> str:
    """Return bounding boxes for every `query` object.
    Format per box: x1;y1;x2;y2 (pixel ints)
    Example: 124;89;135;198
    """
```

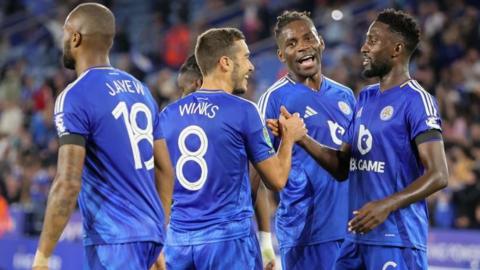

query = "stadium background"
0;0;479;269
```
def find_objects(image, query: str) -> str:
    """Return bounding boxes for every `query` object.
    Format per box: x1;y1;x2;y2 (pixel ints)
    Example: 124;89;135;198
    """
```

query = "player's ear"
319;35;325;51
218;56;231;72
194;78;202;89
393;42;403;58
277;49;286;63
72;32;82;48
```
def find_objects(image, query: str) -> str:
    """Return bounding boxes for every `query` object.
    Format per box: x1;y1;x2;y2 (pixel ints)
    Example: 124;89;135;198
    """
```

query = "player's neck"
75;53;111;77
289;72;323;91
379;65;410;92
201;75;234;94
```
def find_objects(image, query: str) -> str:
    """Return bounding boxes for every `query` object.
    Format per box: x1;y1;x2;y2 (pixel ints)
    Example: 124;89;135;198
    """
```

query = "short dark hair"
195;28;245;76
274;10;314;41
376;9;420;54
179;54;201;78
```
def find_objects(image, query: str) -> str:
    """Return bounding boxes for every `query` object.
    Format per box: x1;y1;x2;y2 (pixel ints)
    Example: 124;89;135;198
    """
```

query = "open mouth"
297;55;315;68
362;56;371;66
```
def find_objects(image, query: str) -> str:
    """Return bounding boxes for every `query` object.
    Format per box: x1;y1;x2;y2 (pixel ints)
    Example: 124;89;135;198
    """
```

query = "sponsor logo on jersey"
304;106;317;118
327;120;345;145
351;124;385;173
54;113;69;137
338;101;352;115
380;106;394;121
357;124;372;155
350;158;385;173
426;116;441;129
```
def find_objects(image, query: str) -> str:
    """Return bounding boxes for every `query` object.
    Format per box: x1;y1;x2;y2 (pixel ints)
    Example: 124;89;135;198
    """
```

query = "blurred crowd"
0;0;479;236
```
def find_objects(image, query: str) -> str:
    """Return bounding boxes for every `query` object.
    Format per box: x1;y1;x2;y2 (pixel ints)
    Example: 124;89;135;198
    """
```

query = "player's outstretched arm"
349;137;448;233
254;108;307;191
266;107;351;181
154;139;174;225
298;136;351;181
33;144;85;269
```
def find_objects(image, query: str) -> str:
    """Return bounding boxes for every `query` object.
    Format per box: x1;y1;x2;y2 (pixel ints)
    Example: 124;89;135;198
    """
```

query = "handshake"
269;106;307;142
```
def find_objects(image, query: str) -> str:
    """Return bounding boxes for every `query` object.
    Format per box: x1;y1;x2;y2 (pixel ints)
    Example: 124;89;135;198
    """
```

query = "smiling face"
230;39;254;94
277;19;324;79
360;21;396;78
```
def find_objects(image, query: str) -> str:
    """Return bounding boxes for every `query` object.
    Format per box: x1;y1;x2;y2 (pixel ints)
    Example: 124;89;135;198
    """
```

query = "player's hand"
149;252;166;270
259;231;276;270
348;199;394;234
266;119;280;137
262;249;276;270
278;106;307;142
32;251;49;270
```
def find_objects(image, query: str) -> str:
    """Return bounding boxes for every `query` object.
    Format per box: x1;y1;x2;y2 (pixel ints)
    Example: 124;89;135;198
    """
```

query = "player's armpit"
154;139;174;224
34;144;85;267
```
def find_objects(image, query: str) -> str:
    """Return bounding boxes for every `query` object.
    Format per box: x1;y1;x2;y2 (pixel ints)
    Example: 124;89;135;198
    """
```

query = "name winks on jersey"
179;101;219;119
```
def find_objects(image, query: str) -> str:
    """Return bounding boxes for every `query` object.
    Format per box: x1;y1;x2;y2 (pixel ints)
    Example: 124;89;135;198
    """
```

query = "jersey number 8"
177;125;208;190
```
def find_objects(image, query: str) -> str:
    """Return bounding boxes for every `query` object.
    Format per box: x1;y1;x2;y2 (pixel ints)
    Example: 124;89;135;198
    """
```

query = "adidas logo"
304;106;318;118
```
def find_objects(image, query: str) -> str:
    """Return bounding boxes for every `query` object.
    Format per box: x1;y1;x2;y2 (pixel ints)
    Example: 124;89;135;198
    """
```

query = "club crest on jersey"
356;107;363;118
338;101;352;115
380;106;394;121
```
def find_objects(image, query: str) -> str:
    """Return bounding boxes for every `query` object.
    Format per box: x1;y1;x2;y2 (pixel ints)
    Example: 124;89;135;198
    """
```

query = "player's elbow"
433;169;448;191
335;173;349;182
264;177;286;192
333;164;350;182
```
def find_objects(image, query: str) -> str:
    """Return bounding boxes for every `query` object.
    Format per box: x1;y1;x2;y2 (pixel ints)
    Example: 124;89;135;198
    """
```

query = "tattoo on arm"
37;144;85;254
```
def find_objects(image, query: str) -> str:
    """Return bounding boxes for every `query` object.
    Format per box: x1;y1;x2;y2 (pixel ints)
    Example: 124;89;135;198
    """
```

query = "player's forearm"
384;169;448;212
254;183;272;232
298;135;350;180
275;136;294;188
37;178;80;257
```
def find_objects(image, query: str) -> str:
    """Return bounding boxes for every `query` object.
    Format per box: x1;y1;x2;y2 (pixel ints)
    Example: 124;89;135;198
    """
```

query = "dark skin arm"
153;139;174;224
148;139;173;270
33;144;85;269
266;107;351;180
349;140;448;233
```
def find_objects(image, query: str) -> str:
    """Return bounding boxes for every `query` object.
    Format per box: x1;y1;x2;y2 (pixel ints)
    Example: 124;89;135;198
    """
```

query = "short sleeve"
54;87;90;138
243;102;275;164
257;90;281;149
157;106;170;140
406;83;442;141
152;104;163;141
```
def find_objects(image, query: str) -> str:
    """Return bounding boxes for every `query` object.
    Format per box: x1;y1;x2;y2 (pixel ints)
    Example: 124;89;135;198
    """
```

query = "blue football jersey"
53;67;165;246
160;90;275;246
347;80;442;250
258;76;356;248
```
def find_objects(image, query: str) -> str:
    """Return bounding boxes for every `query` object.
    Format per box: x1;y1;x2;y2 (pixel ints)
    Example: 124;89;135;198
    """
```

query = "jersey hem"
83;235;164;246
165;230;251;246
277;235;345;248
345;236;426;251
